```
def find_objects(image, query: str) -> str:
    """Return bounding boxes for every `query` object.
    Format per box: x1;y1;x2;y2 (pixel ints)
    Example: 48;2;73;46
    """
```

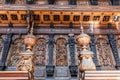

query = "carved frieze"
96;35;116;70
56;38;68;66
34;38;46;66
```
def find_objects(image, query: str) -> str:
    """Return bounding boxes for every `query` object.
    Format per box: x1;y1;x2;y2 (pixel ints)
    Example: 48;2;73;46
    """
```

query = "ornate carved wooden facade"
0;0;120;80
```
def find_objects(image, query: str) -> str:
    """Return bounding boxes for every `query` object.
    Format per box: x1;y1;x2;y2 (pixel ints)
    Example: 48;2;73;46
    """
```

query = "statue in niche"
34;38;46;66
56;38;68;66
8;38;24;66
96;37;115;70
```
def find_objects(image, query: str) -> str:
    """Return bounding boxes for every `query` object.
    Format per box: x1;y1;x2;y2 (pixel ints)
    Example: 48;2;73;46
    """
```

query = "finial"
80;21;84;33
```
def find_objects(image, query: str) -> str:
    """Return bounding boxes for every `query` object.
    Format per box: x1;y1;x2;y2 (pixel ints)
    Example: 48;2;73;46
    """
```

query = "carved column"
89;33;101;70
46;34;55;77
107;33;120;70
0;23;13;71
68;34;78;77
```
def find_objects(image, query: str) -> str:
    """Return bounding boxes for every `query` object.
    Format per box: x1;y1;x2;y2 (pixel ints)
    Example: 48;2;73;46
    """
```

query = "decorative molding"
0;28;120;34
0;5;119;11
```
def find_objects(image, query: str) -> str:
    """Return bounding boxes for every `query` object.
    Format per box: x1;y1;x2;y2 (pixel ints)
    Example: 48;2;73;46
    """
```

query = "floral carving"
34;38;46;66
96;37;115;70
8;38;24;66
56;38;68;66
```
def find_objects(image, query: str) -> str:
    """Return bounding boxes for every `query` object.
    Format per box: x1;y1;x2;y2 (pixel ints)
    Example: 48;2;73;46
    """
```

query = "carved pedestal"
69;65;78;77
46;65;55;77
16;51;34;80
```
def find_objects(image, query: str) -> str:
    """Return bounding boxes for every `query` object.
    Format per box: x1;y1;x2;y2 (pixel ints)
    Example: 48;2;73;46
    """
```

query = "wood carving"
96;36;116;70
56;38;68;66
8;38;24;66
34;38;46;66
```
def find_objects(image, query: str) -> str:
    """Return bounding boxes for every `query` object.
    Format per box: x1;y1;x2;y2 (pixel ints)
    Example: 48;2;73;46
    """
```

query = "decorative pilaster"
68;34;78;77
107;33;120;70
46;34;55;77
0;23;13;71
89;33;101;70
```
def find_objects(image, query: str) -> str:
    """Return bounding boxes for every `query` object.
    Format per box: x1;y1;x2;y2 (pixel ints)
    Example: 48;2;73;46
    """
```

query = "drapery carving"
96;36;115;70
34;38;46;66
56;38;68;66
8;38;24;66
